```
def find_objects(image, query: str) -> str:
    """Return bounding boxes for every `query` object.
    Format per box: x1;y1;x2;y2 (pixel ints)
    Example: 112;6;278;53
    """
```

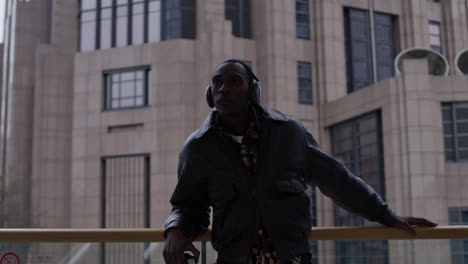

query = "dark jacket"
165;105;397;262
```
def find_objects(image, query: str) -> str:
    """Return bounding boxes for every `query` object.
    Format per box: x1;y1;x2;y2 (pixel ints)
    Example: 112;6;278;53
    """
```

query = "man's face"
211;62;250;116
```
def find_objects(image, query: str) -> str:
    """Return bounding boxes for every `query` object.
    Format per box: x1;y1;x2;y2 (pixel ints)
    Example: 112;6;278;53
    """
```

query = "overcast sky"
0;0;5;43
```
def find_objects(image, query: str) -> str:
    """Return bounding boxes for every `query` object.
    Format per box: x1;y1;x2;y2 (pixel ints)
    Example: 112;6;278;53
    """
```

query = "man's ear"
205;86;214;108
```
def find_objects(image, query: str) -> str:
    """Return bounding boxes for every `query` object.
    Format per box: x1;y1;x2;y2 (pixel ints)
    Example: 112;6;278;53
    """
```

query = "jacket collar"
193;104;288;139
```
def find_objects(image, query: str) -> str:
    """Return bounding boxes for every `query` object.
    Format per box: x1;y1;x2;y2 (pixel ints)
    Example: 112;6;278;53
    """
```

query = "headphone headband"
222;59;260;83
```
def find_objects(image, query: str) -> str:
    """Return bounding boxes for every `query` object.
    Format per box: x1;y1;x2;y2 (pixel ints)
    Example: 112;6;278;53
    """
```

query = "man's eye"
212;80;222;86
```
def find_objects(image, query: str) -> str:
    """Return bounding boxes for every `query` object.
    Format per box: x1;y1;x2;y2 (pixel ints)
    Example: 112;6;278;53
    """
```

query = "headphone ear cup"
250;82;261;104
205;86;214;108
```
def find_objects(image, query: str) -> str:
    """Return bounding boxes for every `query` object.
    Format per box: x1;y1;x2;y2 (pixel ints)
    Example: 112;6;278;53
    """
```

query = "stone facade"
1;0;467;263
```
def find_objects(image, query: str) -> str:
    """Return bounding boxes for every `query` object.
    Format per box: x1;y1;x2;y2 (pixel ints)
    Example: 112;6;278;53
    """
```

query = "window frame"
225;0;252;39
344;7;398;93
442;102;468;162
100;153;151;264
296;0;311;39
297;61;313;105
102;65;151;112
79;0;196;52
331;110;389;264
429;20;442;53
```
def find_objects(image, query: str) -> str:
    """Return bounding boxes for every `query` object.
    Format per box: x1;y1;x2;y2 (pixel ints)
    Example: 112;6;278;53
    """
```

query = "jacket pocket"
275;169;307;194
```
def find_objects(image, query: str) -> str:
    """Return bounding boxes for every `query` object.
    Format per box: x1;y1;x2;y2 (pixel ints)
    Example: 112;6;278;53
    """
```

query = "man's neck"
218;112;250;136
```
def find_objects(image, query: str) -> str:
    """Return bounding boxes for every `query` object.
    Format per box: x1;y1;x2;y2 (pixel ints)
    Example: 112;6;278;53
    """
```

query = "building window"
296;0;310;39
101;154;151;263
449;207;468;264
104;66;150;111
331;111;388;264
297;62;313;105
79;0;195;52
163;0;197;40
442;103;468;161
429;21;442;53
225;0;251;38
344;8;397;93
80;0;97;52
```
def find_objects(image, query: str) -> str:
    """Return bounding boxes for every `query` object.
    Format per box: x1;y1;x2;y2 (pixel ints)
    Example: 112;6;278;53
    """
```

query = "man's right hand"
163;229;200;264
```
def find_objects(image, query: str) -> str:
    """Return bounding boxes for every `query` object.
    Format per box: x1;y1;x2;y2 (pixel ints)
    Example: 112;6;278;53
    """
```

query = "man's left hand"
391;216;438;235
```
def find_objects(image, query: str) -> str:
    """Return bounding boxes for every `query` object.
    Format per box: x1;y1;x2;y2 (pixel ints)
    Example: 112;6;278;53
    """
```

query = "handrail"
0;226;466;242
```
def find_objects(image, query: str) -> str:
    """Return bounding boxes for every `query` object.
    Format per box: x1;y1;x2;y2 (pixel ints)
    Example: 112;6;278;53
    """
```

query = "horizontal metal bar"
0;226;466;242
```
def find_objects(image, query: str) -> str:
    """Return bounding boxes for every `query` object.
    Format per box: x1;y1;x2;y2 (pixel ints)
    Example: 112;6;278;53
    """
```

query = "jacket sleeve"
164;144;211;241
301;126;398;227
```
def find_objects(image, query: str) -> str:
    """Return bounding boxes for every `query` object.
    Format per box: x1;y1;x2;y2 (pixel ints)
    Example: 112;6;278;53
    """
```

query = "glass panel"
444;136;455;150
112;99;120;108
80;11;96;52
132;2;145;45
135;97;144;106
116;5;129;47
112;84;120;99
456;107;468;120
298;62;312;104
121;82;135;97
430;36;441;46
81;0;96;10
457;150;468;160
135;81;144;96
148;0;162;42
457;136;468;148
121;72;135;81
100;8;113;49
121;98;135;107
456;122;468;133
429;23;440;34
375;13;395;82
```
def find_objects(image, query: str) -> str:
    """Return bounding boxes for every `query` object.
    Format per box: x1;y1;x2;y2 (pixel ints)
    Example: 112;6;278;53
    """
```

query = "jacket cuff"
377;206;399;227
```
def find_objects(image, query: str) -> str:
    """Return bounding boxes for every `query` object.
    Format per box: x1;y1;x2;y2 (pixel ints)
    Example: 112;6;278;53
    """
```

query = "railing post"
201;241;206;264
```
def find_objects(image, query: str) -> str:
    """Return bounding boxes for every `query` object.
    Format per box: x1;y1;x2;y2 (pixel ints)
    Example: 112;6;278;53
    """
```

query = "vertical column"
399;0;430;48
389;59;449;264
441;0;468;73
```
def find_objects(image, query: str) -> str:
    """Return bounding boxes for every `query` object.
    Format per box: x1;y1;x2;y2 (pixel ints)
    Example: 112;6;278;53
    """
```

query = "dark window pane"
444;136;455;150
455;107;468;120
458;150;468;159
456;122;468;133
298;62;312;104
225;0;251;38
296;0;310;39
457;136;468;148
444;123;454;135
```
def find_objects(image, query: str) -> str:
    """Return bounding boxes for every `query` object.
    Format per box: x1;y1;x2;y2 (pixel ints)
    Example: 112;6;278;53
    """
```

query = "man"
163;60;437;264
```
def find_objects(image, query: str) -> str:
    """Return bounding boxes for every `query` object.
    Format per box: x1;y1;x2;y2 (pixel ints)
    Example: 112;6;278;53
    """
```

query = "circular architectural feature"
455;48;468;75
394;48;449;76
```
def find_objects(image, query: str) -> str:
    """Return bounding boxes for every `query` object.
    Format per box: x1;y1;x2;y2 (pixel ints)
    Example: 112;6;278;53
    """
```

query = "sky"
0;0;5;43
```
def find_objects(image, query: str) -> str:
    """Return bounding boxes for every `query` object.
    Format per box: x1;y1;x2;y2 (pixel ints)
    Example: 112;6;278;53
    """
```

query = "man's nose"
219;83;230;93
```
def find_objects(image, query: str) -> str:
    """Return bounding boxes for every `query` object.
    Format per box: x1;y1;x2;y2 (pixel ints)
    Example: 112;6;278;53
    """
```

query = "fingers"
396;221;417;236
163;241;185;264
186;243;200;263
405;217;438;227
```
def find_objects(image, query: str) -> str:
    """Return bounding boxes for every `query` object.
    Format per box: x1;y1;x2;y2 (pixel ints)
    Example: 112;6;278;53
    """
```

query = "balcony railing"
0;226;467;242
0;226;467;263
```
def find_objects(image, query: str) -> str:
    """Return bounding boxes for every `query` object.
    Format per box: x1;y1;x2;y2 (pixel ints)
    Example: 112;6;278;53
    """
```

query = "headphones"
205;59;261;108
